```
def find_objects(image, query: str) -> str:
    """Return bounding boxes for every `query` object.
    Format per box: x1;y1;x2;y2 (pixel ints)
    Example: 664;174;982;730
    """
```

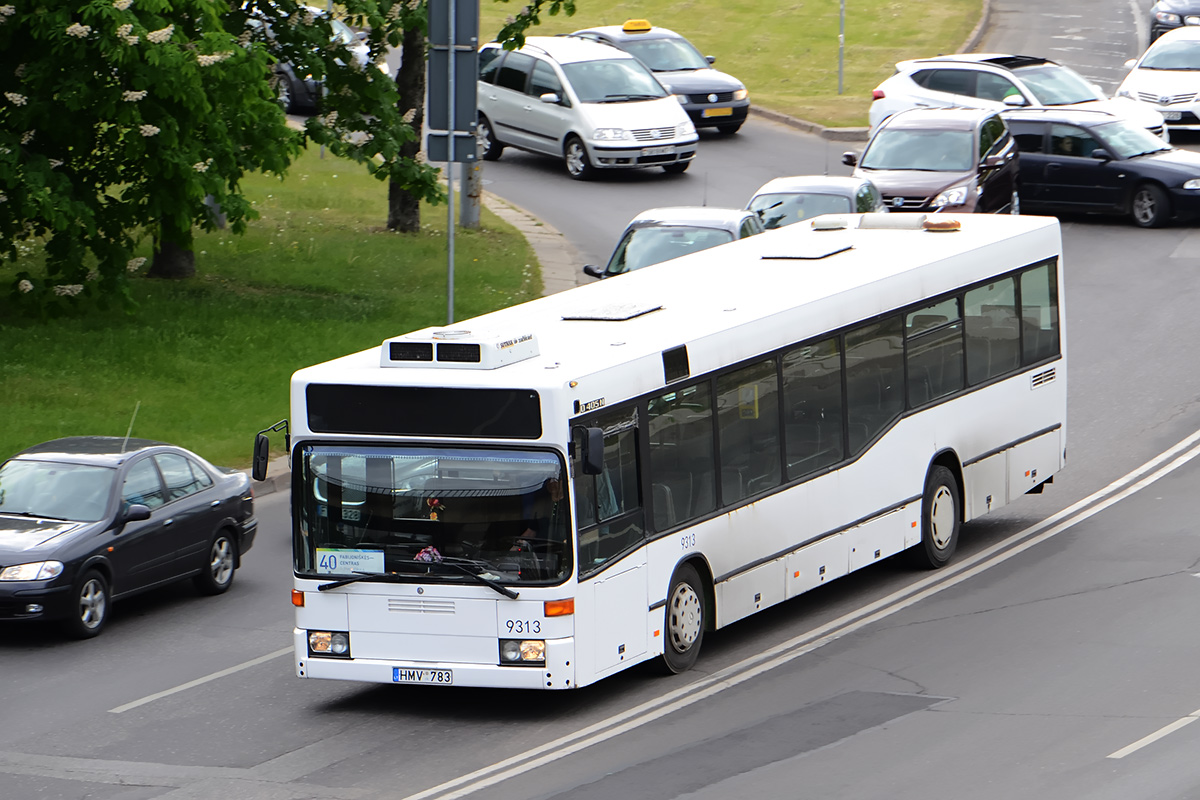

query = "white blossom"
14;63;25;77
52;284;84;297
0;6;16;16
139;124;159;136
407;0;420;9
86;270;99;281
122;89;147;102
113;0;132;9
5;92;26;106
196;52;232;67
320;110;338;126
146;24;173;44
66;23;92;38
49;159;63;168
21;130;34;144
117;23;133;37
127;256;147;272
18;279;33;293
401;108;416;124
125;34;139;45
193;158;212;172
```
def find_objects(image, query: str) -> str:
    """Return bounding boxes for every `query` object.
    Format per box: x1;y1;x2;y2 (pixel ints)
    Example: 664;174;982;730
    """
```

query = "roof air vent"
381;328;539;370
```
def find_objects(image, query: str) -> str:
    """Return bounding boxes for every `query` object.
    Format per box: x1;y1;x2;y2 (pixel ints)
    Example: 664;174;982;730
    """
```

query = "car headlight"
499;638;546;665
0;561;65;581
1184;179;1200;190
677;119;696;137
1155;11;1182;25
592;127;632;141
308;630;351;657
933;186;970;208
1188;15;1200;26
733;88;749;101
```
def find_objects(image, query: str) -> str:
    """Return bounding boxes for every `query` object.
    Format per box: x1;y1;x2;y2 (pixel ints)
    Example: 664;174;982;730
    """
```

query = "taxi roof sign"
622;19;653;33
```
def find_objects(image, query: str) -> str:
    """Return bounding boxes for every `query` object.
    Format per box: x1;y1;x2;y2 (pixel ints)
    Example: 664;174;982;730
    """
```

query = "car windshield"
0;459;115;522
861;129;975;171
561;58;668;102
621;37;710;71
1092;119;1173;158
295;445;572;586
606;225;735;273
1140;39;1200;70
1013;63;1103;105
748;192;853;229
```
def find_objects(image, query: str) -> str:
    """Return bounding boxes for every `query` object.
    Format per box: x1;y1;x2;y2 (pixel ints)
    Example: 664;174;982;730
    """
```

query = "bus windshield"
295;445;571;585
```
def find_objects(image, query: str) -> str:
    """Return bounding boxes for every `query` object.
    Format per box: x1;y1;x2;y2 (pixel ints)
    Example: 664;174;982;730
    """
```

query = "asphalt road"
7;2;1200;799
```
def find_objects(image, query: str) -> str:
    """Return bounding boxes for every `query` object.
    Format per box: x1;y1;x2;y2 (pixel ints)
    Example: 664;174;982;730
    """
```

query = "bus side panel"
716;557;786;628
1007;429;1061;501
965;453;1007;521
846;509;910;572
785;534;847;598
592;560;648;672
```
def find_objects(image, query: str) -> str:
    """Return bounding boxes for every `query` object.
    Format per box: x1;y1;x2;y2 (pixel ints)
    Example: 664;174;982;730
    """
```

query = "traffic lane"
0;489;295;750
474;117;855;267
476;444;1200;800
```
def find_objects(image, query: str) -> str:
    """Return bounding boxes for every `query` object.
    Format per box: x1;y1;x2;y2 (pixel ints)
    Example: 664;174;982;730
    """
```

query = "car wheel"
658;563;706;674
662;161;690;175
194;531;236;596
62;569;109;639
478;115;503;161
1131;183;1169;228
275;72;297;114
909;465;960;570
1010;186;1021;215
717;122;742;134
564;136;595;181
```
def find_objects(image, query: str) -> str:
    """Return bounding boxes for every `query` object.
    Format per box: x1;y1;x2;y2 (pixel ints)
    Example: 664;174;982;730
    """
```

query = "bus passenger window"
1020;263;1060;363
648;382;715;525
845;317;904;455
965;278;1019;384
782;337;844;479
717;360;781;504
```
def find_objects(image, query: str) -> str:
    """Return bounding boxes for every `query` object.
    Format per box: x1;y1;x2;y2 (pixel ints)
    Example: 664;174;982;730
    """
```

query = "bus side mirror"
252;433;271;481
577;426;605;475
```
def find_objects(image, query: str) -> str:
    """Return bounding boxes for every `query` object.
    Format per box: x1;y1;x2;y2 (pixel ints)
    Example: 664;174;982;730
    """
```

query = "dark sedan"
0;437;256;638
1150;1;1200;42
1004;107;1200;227
570;20;750;133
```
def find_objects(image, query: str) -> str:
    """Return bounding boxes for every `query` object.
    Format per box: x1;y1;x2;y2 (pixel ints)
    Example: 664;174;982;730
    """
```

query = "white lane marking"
1108;708;1200;759
108;647;292;714
400;431;1200;800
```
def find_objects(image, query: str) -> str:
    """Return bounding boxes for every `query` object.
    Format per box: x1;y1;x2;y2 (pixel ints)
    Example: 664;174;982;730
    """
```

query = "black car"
570;20;750;133
0;437;257;638
1004;107;1200;227
842;106;1020;214
1150;1;1200;42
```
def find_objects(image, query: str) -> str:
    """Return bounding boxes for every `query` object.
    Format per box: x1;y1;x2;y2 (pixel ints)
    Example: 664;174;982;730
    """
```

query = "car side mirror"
841;151;858;167
706;55;715;65
583;264;607;279
539;92;563;105
1092;149;1113;161
1002;95;1027;107
983;153;1005;168
122;503;151;523
1124;58;1136;68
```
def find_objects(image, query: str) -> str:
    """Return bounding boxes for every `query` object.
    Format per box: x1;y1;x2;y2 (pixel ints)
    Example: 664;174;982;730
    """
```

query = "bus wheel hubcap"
669;582;701;651
930;486;954;550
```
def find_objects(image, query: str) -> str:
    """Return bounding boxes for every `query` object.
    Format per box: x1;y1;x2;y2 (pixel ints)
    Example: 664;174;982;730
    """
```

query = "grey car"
747;175;886;229
583;206;764;279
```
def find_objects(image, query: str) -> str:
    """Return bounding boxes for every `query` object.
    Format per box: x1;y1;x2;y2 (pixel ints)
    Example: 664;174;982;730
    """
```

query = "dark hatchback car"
1004;107;1200;227
842;106;1020;214
570;19;750;133
0;437;256;638
1150;1;1200;42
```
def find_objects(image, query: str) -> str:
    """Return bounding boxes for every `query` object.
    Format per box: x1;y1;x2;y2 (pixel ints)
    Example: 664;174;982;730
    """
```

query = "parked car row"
477;20;749;180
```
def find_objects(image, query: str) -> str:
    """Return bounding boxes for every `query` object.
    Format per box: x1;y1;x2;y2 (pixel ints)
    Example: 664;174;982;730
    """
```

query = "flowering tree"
0;0;564;311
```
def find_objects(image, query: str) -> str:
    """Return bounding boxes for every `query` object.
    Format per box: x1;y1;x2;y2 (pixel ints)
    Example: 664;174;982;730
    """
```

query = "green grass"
481;0;982;128
0;146;540;466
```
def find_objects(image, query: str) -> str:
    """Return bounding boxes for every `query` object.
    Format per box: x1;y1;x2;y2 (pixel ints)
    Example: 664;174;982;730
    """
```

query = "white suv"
477;36;699;180
868;54;1166;140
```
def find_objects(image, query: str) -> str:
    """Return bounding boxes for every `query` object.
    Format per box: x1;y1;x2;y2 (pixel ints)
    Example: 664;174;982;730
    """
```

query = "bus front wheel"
660;563;705;674
911;465;960;570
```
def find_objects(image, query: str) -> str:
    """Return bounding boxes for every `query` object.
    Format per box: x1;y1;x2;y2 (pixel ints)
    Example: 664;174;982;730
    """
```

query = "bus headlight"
308;630;351;658
499;639;545;665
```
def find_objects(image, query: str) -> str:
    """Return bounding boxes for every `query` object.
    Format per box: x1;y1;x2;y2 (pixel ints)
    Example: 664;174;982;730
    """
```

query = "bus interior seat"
652;483;677;530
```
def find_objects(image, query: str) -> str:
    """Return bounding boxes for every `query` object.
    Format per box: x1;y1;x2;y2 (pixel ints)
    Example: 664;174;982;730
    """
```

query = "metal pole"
446;0;457;324
838;0;845;95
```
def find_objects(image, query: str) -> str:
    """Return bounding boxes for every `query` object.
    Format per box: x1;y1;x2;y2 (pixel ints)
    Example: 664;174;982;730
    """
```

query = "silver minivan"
477;36;699;180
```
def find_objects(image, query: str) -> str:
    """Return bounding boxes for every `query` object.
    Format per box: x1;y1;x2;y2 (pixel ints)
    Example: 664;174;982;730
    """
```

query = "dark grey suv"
842;107;1020;215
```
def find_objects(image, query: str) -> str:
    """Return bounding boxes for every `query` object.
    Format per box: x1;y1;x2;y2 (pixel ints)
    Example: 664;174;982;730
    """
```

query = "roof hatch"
380;328;540;369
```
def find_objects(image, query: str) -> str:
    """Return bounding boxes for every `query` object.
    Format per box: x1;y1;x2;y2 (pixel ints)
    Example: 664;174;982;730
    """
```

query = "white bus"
256;212;1065;689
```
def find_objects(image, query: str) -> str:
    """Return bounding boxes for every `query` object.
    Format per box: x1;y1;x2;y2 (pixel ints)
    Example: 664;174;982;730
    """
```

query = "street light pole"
838;0;845;95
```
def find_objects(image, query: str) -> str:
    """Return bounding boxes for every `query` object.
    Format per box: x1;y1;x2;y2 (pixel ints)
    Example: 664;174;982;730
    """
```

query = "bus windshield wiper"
317;571;407;591
436;558;520;599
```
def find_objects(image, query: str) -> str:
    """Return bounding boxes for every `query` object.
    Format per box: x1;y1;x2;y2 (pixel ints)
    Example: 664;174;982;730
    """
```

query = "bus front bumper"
293;629;577;689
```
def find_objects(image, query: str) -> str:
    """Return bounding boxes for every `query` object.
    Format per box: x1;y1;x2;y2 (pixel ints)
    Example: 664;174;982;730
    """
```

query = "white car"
477;36;699;180
1117;27;1200;132
869;54;1167;140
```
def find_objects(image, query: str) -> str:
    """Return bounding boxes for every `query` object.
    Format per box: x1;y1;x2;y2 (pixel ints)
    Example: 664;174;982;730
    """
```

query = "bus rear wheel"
660;563;705;674
910;465;960;569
